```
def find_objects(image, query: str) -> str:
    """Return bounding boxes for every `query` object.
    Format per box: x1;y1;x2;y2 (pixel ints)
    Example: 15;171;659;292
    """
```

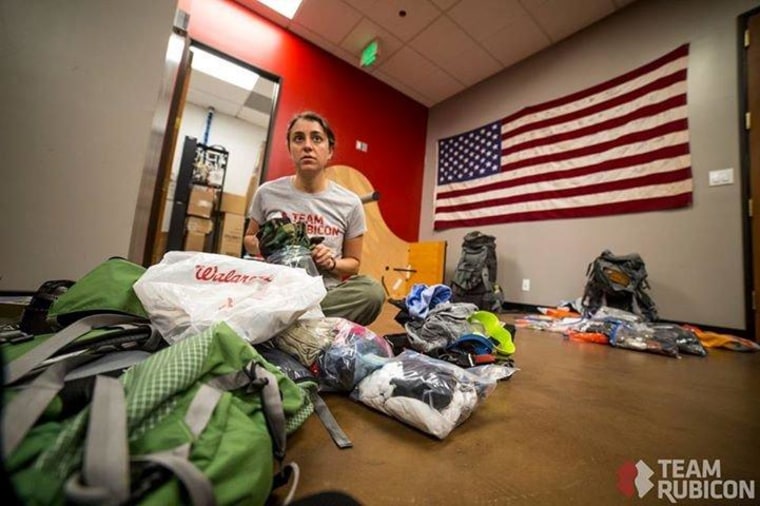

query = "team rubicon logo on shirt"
285;212;341;237
617;459;755;503
194;265;273;284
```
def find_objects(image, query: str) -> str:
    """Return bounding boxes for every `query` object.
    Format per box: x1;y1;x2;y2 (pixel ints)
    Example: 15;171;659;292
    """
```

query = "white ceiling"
234;0;637;107
186;65;277;128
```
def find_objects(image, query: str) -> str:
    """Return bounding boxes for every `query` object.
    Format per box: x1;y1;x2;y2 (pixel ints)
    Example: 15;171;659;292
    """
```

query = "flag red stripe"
501;70;686;142
499;118;687;172
501;93;687;157
438;143;689;199
438;143;690;200
500;45;689;126
434;193;692;230
435;167;692;213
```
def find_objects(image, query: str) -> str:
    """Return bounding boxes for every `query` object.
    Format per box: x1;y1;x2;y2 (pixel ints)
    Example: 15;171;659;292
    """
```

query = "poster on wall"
433;44;693;231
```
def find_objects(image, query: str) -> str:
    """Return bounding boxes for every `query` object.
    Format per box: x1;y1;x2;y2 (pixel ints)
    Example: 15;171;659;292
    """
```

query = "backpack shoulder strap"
65;378;222;506
4;313;148;385
2;355;91;460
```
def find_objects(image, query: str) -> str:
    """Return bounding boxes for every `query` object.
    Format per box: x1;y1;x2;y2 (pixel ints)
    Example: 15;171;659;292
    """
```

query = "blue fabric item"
405;283;453;319
447;333;495;355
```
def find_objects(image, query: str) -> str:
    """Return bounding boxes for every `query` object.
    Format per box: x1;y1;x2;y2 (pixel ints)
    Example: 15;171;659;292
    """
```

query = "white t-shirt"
249;176;366;288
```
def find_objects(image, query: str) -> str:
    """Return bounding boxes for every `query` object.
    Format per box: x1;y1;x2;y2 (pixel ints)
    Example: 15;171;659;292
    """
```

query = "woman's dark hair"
286;111;336;150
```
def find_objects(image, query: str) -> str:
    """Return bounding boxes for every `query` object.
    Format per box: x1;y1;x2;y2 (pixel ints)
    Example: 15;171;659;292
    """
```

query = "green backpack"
3;258;313;505
1;257;166;385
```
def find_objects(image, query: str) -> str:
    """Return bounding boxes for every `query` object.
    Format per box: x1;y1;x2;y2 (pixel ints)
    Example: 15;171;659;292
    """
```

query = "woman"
244;111;385;326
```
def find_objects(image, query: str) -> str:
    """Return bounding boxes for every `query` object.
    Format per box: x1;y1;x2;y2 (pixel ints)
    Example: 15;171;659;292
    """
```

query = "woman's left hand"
311;243;336;271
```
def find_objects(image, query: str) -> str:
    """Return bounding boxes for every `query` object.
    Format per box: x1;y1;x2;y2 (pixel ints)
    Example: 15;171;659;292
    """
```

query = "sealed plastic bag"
133;251;326;344
609;320;679;358
353;350;497;439
274;317;343;367
314;319;394;392
267;245;319;277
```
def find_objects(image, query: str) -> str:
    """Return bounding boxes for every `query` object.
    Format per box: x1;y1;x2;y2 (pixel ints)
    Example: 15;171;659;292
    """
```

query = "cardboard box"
217;213;246;257
184;231;207;252
220;193;248;215
187;185;216;218
185;216;214;234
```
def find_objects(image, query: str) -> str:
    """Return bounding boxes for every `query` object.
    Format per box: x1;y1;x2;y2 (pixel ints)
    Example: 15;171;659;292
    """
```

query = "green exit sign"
360;39;379;67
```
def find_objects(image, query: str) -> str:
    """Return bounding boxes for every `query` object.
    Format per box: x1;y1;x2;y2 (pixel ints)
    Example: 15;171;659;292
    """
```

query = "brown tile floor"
276;303;760;505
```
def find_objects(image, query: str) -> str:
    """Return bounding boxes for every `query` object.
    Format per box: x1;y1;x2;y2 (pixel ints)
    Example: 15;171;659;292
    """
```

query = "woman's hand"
311;243;336;272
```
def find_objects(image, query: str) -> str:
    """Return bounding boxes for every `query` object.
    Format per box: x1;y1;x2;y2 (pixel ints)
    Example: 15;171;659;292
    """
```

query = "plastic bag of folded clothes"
314;318;394;392
274;317;345;367
404;302;479;353
352;350;497;439
650;323;707;357
598;319;705;358
608;321;680;358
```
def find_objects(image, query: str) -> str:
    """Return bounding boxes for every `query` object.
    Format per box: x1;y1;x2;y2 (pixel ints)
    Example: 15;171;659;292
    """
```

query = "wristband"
328;257;337;272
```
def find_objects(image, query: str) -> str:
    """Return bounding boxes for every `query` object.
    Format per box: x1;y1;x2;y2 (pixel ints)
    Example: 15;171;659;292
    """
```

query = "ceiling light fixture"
190;46;259;91
257;0;303;19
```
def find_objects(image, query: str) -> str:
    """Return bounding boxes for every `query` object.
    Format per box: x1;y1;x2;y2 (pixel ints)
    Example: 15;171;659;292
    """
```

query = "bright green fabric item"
47;257;148;326
9;322;313;505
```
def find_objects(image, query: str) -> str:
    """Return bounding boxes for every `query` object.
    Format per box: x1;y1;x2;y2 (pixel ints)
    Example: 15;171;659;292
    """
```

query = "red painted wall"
185;0;428;242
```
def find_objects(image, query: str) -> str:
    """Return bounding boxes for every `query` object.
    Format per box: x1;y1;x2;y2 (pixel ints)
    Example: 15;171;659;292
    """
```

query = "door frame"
739;5;760;340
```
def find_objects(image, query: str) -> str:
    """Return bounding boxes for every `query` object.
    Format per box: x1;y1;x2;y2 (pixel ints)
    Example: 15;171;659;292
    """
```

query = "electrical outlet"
708;168;734;186
521;278;530;291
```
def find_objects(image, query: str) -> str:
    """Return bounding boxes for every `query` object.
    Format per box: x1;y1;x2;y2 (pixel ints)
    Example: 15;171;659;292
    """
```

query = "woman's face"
288;119;333;173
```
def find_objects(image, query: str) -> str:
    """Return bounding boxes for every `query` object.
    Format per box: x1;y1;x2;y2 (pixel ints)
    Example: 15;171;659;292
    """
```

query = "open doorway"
153;41;281;263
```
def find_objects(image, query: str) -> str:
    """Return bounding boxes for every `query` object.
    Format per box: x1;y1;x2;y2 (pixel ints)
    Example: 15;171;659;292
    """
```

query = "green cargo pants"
320;275;385;326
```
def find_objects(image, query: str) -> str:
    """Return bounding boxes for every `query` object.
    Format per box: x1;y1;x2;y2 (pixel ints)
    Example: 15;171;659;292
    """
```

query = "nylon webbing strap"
83;375;130;503
63;375;131;504
255;364;287;460
2;355;90;460
184;383;223;440
5;313;142;385
134;449;216;506
130;384;225;505
205;362;287;460
310;391;353;449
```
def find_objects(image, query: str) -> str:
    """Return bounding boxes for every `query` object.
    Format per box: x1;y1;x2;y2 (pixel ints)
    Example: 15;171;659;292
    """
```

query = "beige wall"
423;0;758;330
0;0;177;290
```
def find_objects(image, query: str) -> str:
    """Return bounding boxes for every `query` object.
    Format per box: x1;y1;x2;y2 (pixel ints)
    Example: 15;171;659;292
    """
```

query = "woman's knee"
358;276;386;310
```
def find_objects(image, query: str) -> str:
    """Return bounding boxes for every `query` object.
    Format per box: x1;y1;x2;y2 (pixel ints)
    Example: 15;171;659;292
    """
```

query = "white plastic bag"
133;251;326;344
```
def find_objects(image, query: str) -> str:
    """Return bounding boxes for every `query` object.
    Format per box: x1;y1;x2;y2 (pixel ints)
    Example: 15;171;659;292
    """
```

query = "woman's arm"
334;235;362;276
243;219;261;256
312;235;362;276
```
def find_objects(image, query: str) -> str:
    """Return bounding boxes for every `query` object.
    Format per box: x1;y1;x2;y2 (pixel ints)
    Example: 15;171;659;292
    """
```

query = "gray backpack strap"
2;349;152;461
5;313;143;385
2;354;91;460
64;375;130;505
133;449;216;506
66;380;223;506
206;361;288;460
130;383;223;506
255;364;287;460
310;390;352;449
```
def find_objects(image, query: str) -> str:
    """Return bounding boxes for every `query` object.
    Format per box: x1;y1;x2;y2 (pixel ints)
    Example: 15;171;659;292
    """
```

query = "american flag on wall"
434;44;692;230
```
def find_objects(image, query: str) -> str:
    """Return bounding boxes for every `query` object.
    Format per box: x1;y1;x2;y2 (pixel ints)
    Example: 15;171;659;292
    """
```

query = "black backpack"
450;231;503;311
581;249;658;321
